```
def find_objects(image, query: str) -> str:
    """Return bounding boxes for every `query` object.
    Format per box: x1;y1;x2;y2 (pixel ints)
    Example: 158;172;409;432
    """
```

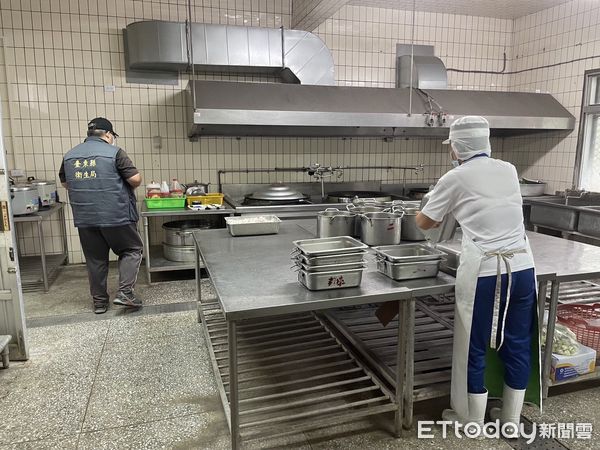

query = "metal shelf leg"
403;299;415;430
395;300;406;438
196;246;202;323
542;280;560;398
1;345;9;368
37;221;48;292
228;320;240;449
143;216;151;284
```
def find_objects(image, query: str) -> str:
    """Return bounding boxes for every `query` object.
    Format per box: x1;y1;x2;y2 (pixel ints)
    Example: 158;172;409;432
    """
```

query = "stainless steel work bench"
140;203;235;283
194;221;455;448
194;222;600;448
14;202;68;292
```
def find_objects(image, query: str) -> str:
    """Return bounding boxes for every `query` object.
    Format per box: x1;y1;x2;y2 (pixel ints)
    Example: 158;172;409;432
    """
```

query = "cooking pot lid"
11;184;35;192
246;183;308;201
327;191;390;199
30;180;54;186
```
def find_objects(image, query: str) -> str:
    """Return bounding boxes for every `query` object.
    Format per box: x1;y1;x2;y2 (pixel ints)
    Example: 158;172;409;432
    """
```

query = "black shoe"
94;303;108;314
113;291;142;308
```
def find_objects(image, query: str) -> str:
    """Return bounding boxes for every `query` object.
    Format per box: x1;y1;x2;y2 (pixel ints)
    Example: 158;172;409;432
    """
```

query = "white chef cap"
442;116;491;160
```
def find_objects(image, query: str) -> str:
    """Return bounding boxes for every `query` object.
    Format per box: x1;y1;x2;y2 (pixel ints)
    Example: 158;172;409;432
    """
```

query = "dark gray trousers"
78;223;143;305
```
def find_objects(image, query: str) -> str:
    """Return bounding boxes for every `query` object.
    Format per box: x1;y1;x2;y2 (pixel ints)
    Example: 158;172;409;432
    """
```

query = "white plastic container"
225;215;281;236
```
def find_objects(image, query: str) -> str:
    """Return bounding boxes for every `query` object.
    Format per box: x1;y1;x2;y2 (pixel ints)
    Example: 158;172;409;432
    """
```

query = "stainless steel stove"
223;182;408;218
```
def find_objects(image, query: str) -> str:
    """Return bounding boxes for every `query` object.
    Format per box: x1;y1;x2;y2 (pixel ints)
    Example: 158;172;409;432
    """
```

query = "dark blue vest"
63;137;138;227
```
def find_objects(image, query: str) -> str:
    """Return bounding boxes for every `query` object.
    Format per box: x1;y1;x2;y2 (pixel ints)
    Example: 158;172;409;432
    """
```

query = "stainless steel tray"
225;215;281;236
373;243;445;263
377;258;440;281
293;236;368;256
297;251;366;266
297;261;366;273
298;268;365;290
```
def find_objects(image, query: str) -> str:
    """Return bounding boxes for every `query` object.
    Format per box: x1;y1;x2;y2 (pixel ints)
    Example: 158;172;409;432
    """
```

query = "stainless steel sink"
533;197;600;207
577;206;600;237
529;193;600;234
529;200;579;230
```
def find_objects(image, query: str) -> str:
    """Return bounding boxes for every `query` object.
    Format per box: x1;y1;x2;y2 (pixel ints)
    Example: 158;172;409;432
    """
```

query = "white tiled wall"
0;0;580;264
503;0;600;192
316;6;513;91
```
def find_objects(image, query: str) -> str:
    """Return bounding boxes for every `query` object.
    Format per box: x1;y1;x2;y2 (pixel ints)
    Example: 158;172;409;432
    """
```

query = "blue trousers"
467;268;536;394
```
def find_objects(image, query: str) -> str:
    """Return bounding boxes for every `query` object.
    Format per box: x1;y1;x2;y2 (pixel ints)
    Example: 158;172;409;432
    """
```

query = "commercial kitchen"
2;0;600;449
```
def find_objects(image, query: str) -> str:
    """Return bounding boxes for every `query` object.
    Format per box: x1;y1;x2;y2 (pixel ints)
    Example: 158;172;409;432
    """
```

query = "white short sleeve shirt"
421;157;534;276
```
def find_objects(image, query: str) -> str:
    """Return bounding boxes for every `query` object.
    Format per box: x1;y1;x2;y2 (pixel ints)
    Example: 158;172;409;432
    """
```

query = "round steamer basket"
556;303;600;354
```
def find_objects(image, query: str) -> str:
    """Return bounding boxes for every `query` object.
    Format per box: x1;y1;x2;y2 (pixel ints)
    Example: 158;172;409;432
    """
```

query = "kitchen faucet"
565;189;588;205
305;163;344;201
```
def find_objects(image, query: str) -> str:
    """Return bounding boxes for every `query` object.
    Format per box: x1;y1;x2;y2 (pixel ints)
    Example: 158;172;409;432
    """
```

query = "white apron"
450;232;542;420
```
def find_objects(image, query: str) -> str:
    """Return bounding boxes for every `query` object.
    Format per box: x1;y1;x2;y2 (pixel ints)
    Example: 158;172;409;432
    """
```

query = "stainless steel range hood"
187;80;575;138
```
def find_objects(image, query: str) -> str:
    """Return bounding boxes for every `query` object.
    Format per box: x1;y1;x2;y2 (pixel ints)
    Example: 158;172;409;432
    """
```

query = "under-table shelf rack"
323;296;455;405
198;297;397;444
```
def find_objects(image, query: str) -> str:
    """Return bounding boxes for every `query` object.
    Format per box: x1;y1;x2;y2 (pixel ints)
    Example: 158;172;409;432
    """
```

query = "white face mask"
451;160;460;168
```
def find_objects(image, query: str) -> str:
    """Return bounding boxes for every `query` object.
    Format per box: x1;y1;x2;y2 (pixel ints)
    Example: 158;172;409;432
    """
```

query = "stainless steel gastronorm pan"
293;236;368;256
373;243;445;263
297;261;366;273
298;268;365;290
376;258;440;280
296;251;367;266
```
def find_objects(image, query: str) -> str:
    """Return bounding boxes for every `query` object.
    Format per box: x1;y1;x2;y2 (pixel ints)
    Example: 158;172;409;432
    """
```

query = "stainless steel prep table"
14;202;68;292
140;203;235;283
194;223;600;448
193;221;455;448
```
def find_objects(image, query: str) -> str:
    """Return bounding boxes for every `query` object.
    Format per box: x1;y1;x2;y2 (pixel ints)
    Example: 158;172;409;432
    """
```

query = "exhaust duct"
124;21;335;86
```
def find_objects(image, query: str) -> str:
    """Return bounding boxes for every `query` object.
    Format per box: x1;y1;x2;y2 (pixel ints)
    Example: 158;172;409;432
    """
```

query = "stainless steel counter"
193;222;455;321
193;220;600;448
140;203;236;217
438;231;600;282
140;202;236;283
14;203;68;292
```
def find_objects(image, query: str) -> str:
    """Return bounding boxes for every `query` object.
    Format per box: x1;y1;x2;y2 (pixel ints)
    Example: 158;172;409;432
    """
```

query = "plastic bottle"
160;181;170;198
146;181;161;198
169;178;184;198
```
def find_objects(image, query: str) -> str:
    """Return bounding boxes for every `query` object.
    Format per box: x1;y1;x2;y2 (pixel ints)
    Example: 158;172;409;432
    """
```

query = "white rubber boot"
467;391;488;426
442;391;488;427
490;384;526;438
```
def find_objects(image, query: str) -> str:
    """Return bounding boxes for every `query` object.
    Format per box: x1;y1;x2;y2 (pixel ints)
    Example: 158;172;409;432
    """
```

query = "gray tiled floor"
5;270;600;448
0;322;109;445
23;264;198;319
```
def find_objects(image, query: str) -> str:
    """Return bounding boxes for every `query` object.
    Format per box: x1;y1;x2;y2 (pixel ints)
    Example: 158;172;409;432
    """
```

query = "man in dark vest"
59;118;143;314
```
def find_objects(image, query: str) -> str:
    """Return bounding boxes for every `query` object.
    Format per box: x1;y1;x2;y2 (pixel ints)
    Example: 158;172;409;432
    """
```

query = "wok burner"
241;198;314;206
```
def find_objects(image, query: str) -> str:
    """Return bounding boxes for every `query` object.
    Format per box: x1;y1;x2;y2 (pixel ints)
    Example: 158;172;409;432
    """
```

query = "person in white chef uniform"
416;116;541;436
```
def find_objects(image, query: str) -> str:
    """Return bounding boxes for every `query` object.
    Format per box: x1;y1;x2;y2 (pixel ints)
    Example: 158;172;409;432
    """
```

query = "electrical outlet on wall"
10;169;25;178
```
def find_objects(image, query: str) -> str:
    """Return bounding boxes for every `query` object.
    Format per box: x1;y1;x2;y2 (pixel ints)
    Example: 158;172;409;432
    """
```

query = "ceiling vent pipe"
124;20;335;86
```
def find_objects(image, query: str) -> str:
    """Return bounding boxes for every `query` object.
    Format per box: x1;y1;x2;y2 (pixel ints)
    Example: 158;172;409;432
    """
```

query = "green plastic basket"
144;197;186;209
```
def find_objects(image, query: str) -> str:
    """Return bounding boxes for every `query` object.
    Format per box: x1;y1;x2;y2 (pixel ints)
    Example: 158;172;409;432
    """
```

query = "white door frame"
0;100;28;360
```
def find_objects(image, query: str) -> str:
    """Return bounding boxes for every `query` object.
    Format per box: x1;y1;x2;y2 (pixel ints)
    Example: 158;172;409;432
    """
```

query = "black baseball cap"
87;117;118;137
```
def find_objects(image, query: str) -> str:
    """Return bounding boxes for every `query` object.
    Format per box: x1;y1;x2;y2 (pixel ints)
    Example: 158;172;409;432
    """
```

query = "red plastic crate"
557;303;600;356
